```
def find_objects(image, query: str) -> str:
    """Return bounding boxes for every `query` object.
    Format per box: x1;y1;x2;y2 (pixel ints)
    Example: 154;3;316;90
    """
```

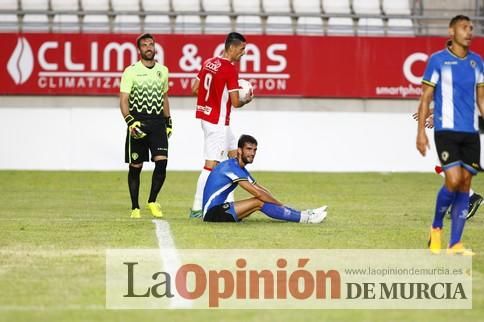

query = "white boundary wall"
0;102;438;172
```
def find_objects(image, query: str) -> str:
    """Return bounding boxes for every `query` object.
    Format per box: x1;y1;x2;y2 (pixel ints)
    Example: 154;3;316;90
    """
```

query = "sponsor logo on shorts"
223;203;230;210
441;151;449;162
131;153;139;160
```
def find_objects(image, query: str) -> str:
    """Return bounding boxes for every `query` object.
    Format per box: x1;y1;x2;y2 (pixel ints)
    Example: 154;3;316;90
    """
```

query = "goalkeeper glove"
165;116;172;139
125;114;146;139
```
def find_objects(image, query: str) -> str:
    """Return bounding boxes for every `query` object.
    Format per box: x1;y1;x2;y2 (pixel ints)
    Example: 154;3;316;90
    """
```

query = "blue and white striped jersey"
422;48;484;132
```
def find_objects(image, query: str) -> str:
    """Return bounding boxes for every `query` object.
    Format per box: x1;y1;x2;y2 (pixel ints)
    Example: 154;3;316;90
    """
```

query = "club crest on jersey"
441;151;449;162
470;60;477;68
157;70;162;79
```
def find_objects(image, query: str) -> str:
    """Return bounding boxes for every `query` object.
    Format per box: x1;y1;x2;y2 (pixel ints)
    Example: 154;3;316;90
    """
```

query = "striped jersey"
120;61;169;120
422;48;484;132
195;57;239;125
202;158;255;216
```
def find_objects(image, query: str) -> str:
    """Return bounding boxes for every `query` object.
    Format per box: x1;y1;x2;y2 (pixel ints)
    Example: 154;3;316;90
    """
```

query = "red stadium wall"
1;33;483;99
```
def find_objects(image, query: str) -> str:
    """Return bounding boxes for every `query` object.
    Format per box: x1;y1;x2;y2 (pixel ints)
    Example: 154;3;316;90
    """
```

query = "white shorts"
201;120;237;162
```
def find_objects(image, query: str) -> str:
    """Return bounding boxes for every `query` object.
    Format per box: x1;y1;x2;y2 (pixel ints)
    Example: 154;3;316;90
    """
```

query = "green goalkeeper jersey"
120;61;169;120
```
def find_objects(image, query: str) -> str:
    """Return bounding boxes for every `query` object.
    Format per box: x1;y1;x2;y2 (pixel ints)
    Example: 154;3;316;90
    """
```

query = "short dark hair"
238;134;257;148
449;15;471;28
136;33;154;49
225;32;246;51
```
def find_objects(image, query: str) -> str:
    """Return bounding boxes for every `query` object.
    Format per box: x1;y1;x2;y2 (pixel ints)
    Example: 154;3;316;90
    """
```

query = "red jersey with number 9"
195;57;239;125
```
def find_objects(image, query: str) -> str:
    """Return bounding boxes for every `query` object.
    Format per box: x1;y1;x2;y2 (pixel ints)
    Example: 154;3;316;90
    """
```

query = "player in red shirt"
190;32;253;218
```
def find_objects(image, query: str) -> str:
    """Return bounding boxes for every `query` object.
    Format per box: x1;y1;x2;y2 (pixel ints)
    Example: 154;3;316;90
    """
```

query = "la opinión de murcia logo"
7;37;34;85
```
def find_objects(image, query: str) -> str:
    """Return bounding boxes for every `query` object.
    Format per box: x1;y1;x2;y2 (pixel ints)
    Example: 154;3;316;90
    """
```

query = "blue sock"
432;186;456;229
449;192;469;247
260;203;301;222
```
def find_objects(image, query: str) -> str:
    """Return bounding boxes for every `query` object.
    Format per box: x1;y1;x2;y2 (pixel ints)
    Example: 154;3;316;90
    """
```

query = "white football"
238;79;253;104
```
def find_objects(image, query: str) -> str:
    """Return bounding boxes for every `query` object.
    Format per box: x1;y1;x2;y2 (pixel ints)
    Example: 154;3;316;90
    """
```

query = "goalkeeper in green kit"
120;33;172;219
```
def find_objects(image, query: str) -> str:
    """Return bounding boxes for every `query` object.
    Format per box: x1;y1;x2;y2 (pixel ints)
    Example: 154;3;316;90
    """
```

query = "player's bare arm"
191;78;200;96
477;85;484;116
120;92;130;118
416;83;434;156
230;90;253;108
162;93;171;118
238;180;283;206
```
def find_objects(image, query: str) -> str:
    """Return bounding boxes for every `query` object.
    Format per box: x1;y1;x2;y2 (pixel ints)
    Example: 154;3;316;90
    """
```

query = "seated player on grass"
201;134;328;223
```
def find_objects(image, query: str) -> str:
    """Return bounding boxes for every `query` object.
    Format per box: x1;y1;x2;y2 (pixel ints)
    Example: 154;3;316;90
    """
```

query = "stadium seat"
232;0;261;14
327;17;354;35
266;16;293;34
293;0;321;14
112;0;141;11
0;0;19;31
51;0;81;32
21;0;49;10
172;0;201;13
322;0;351;14
352;0;382;15
357;18;384;35
202;0;231;13
52;14;81;32
22;14;50;32
262;0;292;14
113;14;141;33
382;0;411;15
0;0;18;10
81;0;111;32
142;0;170;12
174;15;202;33
144;14;171;33
51;0;80;11
387;18;414;35
82;15;111;32
205;15;233;34
296;17;324;35
235;15;263;34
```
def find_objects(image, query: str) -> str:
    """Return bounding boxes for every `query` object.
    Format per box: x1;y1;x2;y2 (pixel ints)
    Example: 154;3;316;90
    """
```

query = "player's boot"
428;227;442;254
446;242;475;256
301;207;327;224
147;202;163;218
467;193;483;220
130;208;141;219
189;208;203;219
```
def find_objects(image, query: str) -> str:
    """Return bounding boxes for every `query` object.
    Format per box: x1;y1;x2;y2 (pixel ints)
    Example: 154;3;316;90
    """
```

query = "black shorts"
125;118;168;164
434;130;480;174
203;202;238;222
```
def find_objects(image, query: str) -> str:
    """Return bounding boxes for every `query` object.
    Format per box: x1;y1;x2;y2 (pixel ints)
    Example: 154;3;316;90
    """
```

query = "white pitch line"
152;220;192;309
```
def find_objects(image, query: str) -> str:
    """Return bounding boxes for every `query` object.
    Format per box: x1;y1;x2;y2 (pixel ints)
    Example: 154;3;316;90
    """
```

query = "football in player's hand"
238;79;254;104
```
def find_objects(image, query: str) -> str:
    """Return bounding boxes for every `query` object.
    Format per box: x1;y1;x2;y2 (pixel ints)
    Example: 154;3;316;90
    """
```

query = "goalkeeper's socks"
192;167;211;211
449;191;469;247
128;165;142;209
260;203;301;222
432;185;456;229
148;160;167;203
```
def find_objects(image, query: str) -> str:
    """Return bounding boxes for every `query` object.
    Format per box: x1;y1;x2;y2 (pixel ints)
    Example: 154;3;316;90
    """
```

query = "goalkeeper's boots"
428;227;442;254
467;193;483;220
130;208;141;219
446;242;475;256
147;202;163;218
189;209;203;219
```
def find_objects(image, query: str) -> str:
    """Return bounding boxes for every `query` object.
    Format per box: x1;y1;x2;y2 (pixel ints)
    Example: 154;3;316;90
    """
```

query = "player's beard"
241;154;254;165
141;50;155;61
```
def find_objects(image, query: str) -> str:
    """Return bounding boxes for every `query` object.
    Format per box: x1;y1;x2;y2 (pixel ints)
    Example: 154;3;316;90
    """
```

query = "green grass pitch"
0;170;483;321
